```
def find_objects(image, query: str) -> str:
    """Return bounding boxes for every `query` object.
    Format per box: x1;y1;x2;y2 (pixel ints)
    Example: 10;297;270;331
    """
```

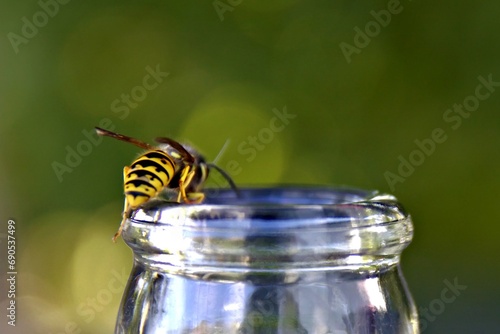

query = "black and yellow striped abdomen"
124;150;176;209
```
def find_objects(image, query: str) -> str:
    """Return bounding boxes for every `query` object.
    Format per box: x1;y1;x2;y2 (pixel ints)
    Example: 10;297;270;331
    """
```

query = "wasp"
95;127;239;242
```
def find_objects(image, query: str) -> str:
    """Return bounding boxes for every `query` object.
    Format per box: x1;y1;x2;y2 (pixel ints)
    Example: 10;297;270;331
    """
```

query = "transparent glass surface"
115;187;419;334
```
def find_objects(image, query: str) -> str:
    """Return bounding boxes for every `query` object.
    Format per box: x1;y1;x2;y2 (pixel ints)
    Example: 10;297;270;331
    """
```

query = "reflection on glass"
115;187;419;333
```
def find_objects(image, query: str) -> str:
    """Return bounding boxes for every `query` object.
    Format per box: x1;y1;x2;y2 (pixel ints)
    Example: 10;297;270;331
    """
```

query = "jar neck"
122;187;413;272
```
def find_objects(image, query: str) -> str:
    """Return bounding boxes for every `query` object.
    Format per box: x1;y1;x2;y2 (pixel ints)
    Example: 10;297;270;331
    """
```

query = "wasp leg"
186;192;205;203
156;188;183;204
178;166;204;204
113;198;130;242
177;166;191;203
112;166;132;242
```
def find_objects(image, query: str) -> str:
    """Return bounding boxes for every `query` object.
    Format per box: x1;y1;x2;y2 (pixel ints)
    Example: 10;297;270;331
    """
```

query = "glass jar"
115;187;419;334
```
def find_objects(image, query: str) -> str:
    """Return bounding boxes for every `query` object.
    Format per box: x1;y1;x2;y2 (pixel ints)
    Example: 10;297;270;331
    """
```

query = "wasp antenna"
95;127;106;136
95;127;154;150
206;163;241;198
212;138;231;165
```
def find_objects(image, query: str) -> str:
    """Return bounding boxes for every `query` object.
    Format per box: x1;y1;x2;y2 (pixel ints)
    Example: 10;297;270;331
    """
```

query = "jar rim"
130;186;409;229
123;186;414;269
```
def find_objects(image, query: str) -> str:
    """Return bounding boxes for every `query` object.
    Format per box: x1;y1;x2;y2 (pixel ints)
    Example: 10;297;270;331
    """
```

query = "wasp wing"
95;127;154;150
155;137;195;163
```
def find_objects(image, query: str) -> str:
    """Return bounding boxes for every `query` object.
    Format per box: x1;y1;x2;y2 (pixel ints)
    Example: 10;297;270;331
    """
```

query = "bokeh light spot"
179;85;289;185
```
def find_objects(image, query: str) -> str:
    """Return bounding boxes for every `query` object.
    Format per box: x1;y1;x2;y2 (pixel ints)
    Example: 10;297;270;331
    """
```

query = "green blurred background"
1;1;499;333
